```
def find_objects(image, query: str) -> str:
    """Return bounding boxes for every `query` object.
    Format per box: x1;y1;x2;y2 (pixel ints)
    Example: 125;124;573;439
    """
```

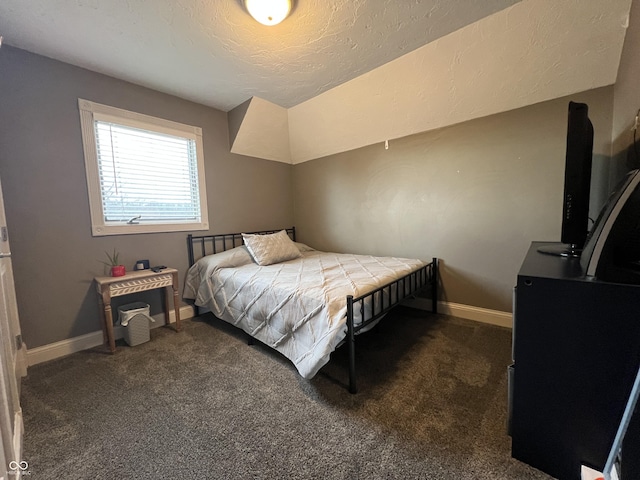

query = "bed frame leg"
347;295;357;394
431;258;439;314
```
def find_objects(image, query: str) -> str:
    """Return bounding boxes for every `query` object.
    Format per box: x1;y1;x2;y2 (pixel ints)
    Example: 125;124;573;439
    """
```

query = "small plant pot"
111;265;126;277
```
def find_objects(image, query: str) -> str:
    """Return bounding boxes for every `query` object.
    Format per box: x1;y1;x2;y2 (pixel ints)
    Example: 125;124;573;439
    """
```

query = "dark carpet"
20;307;554;479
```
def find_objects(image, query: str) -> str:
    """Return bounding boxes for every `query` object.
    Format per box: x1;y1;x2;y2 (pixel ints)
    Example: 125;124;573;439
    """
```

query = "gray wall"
293;88;614;313
0;46;293;349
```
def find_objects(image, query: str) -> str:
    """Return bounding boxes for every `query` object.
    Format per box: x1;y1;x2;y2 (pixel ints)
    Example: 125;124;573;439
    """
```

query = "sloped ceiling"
288;0;633;163
0;0;521;111
0;0;633;163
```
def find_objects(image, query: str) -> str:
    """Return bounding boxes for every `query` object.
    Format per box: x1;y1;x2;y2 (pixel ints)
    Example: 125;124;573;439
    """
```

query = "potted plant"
100;249;126;277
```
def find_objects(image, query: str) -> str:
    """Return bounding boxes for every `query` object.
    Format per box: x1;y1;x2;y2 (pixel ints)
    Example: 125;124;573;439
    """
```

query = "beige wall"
613;0;640;175
293;88;614;313
0;46;293;349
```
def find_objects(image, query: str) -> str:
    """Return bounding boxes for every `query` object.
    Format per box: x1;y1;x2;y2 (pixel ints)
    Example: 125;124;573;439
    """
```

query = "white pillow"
294;242;315;252
242;230;302;266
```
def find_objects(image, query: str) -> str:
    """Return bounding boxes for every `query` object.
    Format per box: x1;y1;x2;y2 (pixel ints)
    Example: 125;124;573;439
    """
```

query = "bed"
184;227;438;393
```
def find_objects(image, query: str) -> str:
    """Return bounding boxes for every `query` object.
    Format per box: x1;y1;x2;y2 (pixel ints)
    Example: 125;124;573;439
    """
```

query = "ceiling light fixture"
244;0;292;26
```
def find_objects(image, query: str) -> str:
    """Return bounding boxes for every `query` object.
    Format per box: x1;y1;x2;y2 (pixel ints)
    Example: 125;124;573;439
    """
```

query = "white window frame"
78;99;209;236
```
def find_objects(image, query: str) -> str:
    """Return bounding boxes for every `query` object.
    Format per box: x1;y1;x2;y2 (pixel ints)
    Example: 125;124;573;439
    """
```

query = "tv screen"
539;101;594;257
580;168;640;283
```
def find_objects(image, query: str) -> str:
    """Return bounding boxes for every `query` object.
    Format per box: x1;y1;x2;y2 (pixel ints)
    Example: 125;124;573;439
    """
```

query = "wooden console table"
94;267;181;353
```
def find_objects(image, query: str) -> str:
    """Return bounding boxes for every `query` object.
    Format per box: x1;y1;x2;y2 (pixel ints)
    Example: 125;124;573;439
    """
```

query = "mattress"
183;244;426;379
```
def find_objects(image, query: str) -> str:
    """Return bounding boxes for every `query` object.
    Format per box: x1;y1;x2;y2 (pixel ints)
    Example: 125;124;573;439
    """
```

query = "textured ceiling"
0;0;522;111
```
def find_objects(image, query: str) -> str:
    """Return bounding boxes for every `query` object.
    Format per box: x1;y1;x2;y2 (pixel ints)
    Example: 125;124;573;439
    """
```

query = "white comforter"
183;244;426;379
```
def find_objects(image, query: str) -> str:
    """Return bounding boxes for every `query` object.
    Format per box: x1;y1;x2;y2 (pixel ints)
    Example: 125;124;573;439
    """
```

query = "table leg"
101;291;116;353
169;271;181;332
97;294;108;345
103;301;116;353
173;285;181;332
163;286;171;327
98;288;116;353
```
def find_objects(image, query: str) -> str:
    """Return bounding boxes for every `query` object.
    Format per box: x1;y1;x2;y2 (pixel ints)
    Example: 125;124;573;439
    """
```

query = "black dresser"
510;242;640;480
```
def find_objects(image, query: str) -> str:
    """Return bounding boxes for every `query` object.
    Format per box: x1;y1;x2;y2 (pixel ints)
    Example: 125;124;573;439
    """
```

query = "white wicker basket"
118;302;154;346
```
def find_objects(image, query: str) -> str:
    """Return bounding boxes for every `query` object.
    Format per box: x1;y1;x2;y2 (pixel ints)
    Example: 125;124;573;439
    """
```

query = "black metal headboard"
187;227;296;266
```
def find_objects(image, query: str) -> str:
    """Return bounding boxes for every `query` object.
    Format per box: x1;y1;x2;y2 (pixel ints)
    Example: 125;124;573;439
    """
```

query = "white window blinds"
78;99;209;236
94;121;201;223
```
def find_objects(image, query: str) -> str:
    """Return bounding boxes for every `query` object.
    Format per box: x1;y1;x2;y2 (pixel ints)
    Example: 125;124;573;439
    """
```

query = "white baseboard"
402;297;512;329
27;300;512;367
26;305;195;367
439;301;512;328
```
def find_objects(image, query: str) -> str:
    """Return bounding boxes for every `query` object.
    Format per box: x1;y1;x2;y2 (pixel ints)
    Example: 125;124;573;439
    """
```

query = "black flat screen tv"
539;101;594;257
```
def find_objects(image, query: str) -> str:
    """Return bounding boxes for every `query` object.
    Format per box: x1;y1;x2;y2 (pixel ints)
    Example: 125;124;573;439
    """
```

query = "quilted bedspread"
183;244;426;379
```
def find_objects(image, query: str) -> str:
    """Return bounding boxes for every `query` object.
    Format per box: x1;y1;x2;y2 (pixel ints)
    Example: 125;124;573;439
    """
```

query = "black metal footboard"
345;258;439;394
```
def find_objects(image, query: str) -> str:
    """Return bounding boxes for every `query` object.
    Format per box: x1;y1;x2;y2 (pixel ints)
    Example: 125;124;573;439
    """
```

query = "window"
78;99;209;236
